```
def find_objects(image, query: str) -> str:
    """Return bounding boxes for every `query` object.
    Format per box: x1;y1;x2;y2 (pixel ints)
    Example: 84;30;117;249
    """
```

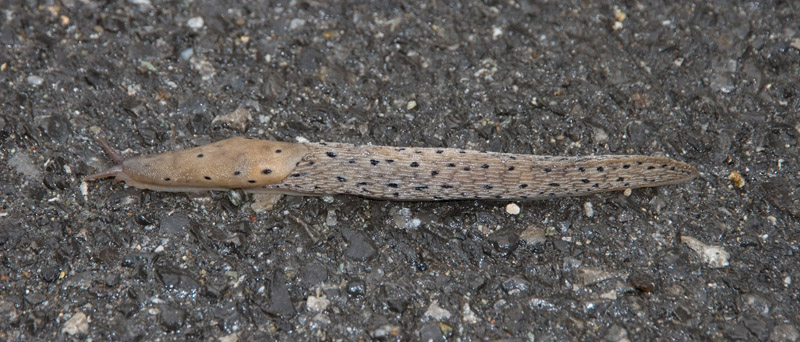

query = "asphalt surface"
1;0;799;341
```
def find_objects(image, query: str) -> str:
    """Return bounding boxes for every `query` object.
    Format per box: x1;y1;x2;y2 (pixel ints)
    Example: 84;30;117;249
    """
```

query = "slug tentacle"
83;136;129;184
84;137;698;200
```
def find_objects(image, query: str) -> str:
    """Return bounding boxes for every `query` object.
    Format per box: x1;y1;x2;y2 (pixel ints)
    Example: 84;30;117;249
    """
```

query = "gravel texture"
2;0;799;341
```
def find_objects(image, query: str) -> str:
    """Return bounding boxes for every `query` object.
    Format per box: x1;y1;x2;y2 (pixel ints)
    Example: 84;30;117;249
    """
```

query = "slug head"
85;137;308;192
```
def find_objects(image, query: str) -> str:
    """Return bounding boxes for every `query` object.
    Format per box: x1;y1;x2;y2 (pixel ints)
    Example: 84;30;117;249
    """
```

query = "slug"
83;136;698;201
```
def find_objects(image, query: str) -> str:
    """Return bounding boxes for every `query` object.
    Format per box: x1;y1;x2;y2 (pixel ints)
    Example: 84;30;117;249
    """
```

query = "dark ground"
1;0;799;341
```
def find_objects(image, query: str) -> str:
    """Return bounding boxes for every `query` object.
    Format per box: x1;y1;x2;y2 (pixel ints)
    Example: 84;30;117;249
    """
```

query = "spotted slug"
83;136;698;201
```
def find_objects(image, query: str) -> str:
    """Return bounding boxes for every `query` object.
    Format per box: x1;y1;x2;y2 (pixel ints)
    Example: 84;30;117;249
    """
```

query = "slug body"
85;137;698;201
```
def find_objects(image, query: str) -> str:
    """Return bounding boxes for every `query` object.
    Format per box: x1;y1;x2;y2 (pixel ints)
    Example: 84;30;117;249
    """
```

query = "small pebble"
505;203;520;215
212;107;252;132
519;226;546;245
461;302;478;324
593;127;609;144
406;100;417;110
187;16;204;30
289;18;306;30
728;171;745;188
306;295;330;312
180;48;194;60
26;75;44;86
629;273;655;292
681;236;730;268
424;300;452;320
583;202;594;218
61;312;89;336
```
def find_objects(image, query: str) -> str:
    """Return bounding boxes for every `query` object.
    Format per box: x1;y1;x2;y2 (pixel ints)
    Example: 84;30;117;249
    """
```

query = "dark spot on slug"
509;156;517;160
508;166;515;171
197;154;204;158
441;184;454;189
623;164;630;169
370;159;379;165
275;149;282;153
414;186;428;191
579;167;585;172
624;183;630;187
463;167;471;171
436;150;444;154
548;183;560;187
544;168;551;173
326;152;337;158
593;183;600;187
447;163;456;167
647;166;655;170
248;180;256;183
582;179;590;183
385;159;394;163
483;185;493;190
357;182;368;185
393;192;400;197
308;161;315;166
481;164;489;169
204;176;211;180
617;177;625;182
164;178;171;181
661;164;668;168
386;183;399;188
670;166;676;171
395;148;406;152
410;162;419;167
263;169;272;174
234;171;241;176
348;160;356;164
337;176;347;182
431;170;439;176
292;173;302;177
434;196;444;200
459;151;466;154
549;193;555;196
519;184;528;188
597;167;604;172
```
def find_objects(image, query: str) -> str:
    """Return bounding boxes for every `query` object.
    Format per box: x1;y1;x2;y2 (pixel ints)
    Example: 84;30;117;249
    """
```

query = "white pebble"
491;26;503;40
187;17;204;30
583;202;594;218
424;300;452;321
289;18;306;30
406;100;417;110
680;236;730;268
61;312;89;336
505;203;520;215
180;48;194;60
306;295;330;312
26;75;44;86
593;127;609;144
